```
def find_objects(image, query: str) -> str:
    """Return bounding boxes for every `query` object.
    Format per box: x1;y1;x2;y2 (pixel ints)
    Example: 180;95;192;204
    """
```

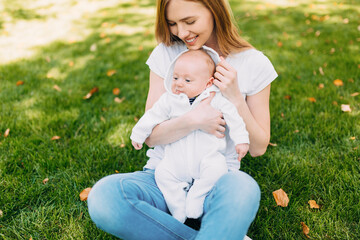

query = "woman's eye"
168;22;176;26
186;21;195;25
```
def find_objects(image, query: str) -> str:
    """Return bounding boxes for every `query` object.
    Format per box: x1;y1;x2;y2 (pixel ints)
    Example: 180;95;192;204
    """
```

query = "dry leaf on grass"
4;128;10;138
301;222;310;238
16;80;24;86
341;104;351;112
0;209;3;217
318;83;324;89
83;87;99;99
308;97;316;102
308;200;320;209
42;178;49;184
51;136;61;140
350;136;356;140
333;79;343;86
272;188;289;207
114;97;125;103
269;142;277;147
53;85;62;92
107;69;117;77
350;92;359;97
80;188;92;201
113;88;120;95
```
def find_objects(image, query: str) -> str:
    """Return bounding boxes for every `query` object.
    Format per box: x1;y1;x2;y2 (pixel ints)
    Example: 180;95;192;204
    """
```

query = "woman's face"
166;0;216;50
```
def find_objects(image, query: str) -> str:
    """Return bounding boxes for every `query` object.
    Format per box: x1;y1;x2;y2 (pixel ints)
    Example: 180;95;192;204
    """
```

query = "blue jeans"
88;169;260;240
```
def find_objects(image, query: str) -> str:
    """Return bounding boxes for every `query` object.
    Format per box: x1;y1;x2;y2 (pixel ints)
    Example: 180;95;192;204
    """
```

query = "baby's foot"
172;210;187;223
186;200;204;219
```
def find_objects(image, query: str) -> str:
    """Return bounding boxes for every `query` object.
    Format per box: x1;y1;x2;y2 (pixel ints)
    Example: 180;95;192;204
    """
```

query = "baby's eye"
185;79;191;82
173;77;178;81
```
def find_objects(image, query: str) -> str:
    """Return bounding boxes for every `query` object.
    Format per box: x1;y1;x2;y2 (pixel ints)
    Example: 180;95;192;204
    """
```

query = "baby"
130;47;249;223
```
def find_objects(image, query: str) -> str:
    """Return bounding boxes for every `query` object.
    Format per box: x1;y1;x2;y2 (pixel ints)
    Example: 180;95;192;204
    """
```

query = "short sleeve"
247;50;278;96
146;43;187;78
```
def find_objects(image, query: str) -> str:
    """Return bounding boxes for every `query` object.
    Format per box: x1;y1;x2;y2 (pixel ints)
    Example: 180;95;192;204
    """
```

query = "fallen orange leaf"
284;95;291;100
80;187;92;201
332;101;338;106
16;80;24;86
272;188;289;207
4;128;10;138
350;92;359;97
296;41;302;47
113;88;120;95
83;87;99;99
301;222;310;238
315;30;321;37
269;142;277;147
53;85;62;92
120;143;126;148
333;79;343;86
107;69;117;77
69;61;74;67
319;67;324;75
341;104;351;112
308;200;320;209
308;97;316;102
318;83;324;89
99;32;106;38
114;97;125;103
51;136;61;140
89;87;99;95
42;178;49;184
277;41;283;47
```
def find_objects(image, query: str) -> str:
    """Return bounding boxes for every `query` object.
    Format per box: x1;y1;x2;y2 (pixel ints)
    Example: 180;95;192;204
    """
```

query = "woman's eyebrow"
167;16;196;22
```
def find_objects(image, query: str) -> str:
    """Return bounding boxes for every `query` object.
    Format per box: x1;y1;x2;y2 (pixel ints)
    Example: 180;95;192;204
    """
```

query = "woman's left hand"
213;56;242;103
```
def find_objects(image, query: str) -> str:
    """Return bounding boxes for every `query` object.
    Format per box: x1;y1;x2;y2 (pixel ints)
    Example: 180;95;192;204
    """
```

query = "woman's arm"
144;71;226;147
214;58;271;157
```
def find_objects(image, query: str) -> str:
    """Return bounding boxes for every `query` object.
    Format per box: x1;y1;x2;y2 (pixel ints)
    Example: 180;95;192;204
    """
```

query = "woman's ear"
206;77;214;88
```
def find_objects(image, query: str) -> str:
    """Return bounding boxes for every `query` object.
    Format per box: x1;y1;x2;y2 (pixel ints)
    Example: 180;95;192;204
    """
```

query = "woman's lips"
185;36;198;46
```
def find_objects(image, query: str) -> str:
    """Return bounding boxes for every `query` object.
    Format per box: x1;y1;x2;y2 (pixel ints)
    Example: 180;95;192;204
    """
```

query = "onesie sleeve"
130;93;171;143
213;95;249;145
246;51;278;96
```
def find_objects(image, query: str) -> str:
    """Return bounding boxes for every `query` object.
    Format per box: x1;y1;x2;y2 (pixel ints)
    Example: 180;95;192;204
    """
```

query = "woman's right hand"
190;92;226;138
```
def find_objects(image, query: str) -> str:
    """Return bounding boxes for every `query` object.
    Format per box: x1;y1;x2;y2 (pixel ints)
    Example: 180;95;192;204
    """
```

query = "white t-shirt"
144;42;278;171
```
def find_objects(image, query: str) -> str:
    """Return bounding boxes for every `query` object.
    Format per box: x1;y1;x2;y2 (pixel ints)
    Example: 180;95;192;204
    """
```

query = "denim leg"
87;170;197;240
196;171;261;240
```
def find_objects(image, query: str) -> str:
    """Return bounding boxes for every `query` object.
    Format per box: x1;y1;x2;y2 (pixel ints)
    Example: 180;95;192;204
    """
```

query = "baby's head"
171;49;215;98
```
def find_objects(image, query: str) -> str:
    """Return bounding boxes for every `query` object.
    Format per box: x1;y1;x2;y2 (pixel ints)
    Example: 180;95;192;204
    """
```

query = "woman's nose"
177;24;189;40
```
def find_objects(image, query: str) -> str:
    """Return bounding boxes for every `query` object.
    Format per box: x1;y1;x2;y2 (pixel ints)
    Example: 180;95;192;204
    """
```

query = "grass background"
0;0;359;239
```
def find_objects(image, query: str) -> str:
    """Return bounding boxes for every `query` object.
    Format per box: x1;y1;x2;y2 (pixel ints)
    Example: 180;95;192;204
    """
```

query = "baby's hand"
235;143;249;162
132;141;143;150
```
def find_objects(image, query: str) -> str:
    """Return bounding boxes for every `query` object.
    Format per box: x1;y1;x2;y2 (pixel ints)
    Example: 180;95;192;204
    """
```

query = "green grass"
0;0;359;239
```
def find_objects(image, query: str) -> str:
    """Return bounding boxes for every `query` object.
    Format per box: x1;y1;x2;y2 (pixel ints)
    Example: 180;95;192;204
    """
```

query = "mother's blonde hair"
155;0;253;56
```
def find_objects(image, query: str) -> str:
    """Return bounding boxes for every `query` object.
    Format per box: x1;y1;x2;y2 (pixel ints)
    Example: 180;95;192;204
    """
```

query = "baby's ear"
206;77;214;88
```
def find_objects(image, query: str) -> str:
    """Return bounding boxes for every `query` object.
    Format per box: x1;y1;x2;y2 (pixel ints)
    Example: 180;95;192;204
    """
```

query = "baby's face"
171;55;212;98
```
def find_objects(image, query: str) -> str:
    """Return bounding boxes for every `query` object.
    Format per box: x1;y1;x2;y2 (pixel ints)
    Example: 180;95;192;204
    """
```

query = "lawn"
0;0;359;239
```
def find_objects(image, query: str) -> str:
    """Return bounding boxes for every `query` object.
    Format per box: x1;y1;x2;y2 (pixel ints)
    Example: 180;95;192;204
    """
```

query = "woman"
88;0;277;239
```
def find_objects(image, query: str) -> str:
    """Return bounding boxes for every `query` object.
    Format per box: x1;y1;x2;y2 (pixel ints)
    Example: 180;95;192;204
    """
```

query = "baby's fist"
235;143;249;162
132;141;143;150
